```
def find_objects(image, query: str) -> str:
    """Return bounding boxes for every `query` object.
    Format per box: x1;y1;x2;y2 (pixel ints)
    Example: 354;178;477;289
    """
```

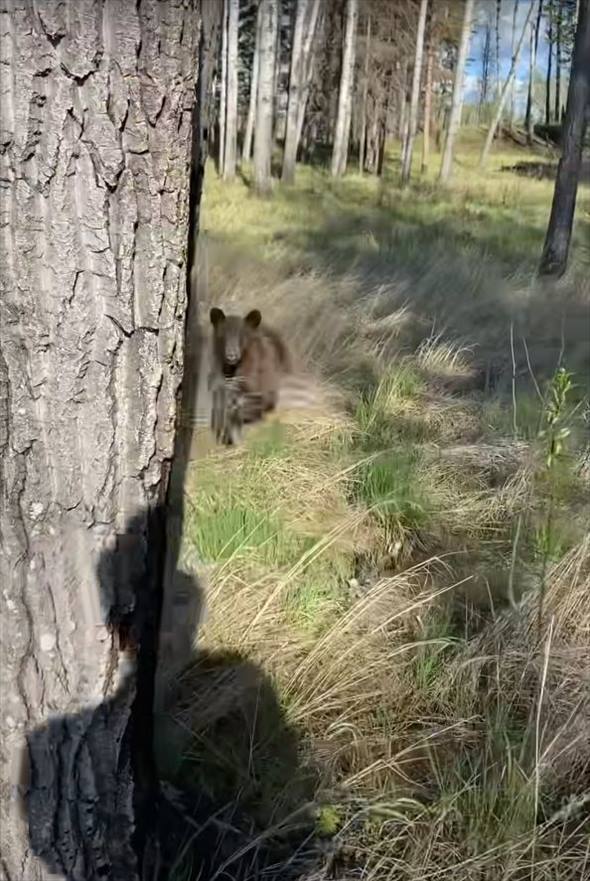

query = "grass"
160;128;590;879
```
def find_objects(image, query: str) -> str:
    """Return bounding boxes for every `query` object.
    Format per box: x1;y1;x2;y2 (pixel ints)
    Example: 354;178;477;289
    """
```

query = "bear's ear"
210;307;225;326
244;309;261;329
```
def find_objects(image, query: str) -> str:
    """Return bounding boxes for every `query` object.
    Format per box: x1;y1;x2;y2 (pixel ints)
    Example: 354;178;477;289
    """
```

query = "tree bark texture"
439;0;474;183
223;0;239;179
0;1;199;878
546;0;554;124
242;0;263;163
400;0;428;186
331;0;358;177
254;0;279;195
294;0;322;159
479;0;535;167
555;1;562;123
540;0;590;276
509;0;519;128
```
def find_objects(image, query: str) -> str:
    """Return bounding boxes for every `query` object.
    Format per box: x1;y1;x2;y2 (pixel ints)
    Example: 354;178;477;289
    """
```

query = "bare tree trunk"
254;0;279;194
401;0;429;186
479;0;535;166
0;1;204;878
359;14;372;173
555;0;562;122
243;0;263;162
223;0;240;179
422;15;435;173
496;0;503;99
540;0;590;276
282;0;309;182
478;22;492;123
546;0;554;124
525;0;543;143
282;0;321;183
439;0;475;183
219;0;228;172
331;0;359;177
509;0;519;128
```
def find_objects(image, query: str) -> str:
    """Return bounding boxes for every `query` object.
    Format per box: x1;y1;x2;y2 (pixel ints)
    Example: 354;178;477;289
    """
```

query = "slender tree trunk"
219;0;228;172
282;0;308;182
243;0;263;162
359;14;372;172
546;0;554;124
496;0;503;100
479;1;535;166
223;0;240;179
509;0;519;128
254;0;279;194
331;0;359;177
294;0;322;153
401;0;429;186
282;0;320;183
422;18;435;173
439;0;475;183
272;0;283;141
540;0;590;276
0;1;205;878
525;0;543;143
555;1;562;122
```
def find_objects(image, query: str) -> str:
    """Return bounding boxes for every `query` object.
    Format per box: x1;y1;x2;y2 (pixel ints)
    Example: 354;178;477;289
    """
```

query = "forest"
0;1;589;880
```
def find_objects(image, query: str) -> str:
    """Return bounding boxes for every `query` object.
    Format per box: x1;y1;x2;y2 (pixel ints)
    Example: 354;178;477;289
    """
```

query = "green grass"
164;128;590;880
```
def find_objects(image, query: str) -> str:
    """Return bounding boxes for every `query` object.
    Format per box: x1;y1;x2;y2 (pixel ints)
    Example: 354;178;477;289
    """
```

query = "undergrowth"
162;130;590;880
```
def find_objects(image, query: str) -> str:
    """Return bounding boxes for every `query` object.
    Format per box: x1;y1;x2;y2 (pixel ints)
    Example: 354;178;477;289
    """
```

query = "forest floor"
162;129;590;880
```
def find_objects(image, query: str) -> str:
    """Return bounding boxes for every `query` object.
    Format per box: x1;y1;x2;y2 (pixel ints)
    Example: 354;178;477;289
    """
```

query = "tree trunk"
555;0;562;122
359;14;371;173
282;0;320;183
219;0;228;172
479;0;535;166
0;1;204;879
401;0;429;186
509;0;519;128
223;0;240;179
243;0;263;163
540;0;590;277
294;0;322;156
254;0;279;194
496;0;503;100
422;21;435;173
282;0;308;183
525;0;543;143
546;0;554;124
439;0;475;183
331;0;359;177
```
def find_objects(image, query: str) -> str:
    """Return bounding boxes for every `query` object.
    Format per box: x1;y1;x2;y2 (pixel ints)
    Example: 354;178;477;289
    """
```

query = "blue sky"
464;0;555;113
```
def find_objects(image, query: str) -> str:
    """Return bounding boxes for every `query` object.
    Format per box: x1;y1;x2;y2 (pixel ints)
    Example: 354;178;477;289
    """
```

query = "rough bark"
400;0;428;186
479;0;535;167
254;0;279;195
243;0;263;163
540;0;590;276
223;0;239;179
496;0;503;99
0;1;200;878
439;0;475;183
331;0;358;177
282;0;320;184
